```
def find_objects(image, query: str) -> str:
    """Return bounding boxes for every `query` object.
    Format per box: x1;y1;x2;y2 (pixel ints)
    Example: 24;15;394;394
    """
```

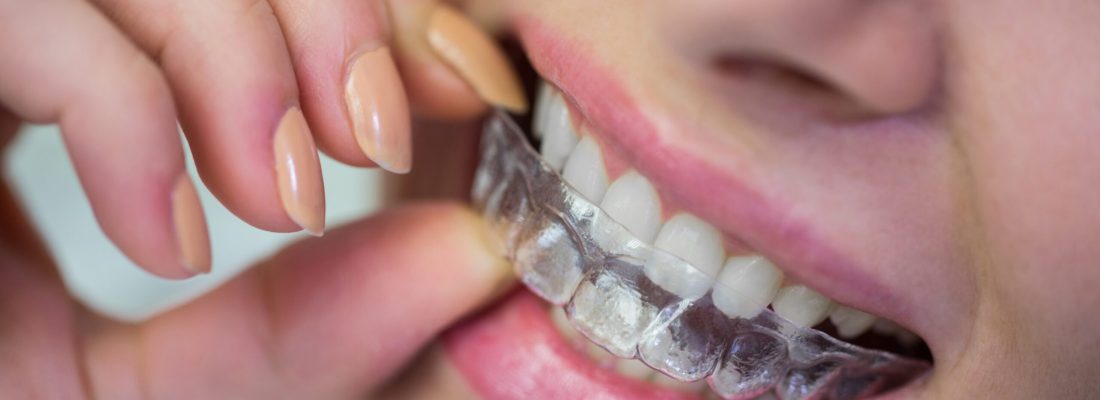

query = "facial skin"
452;0;1100;398
2;0;1097;398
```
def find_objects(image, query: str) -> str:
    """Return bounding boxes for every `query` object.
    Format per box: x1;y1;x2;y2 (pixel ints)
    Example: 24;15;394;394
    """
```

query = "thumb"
260;202;513;396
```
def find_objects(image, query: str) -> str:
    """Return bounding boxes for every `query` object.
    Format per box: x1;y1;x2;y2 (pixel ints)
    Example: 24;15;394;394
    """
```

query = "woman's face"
428;1;1100;398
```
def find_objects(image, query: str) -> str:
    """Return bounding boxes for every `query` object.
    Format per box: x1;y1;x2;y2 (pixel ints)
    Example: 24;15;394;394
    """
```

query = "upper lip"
511;17;922;344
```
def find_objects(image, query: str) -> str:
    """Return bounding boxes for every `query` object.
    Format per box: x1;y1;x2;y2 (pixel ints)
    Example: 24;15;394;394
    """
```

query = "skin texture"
481;0;1100;398
0;0;517;397
0;0;499;279
0;192;511;398
2;0;1099;399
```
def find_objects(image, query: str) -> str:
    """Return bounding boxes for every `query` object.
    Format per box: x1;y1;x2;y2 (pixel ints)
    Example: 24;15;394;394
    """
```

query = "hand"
0;182;513;398
0;0;525;278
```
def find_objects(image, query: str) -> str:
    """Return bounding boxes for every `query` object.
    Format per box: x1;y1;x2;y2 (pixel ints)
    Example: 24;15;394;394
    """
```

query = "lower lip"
443;289;702;400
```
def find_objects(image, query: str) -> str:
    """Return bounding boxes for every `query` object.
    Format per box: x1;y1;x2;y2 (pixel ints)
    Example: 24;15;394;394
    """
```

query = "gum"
473;111;930;400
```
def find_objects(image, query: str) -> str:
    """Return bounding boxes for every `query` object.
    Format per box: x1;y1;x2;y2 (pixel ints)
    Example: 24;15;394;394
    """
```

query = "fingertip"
399;52;492;121
424;4;528;113
274;107;327;236
345;46;413;174
261;202;514;389
447;204;513;290
390;0;495;121
0;0;212;280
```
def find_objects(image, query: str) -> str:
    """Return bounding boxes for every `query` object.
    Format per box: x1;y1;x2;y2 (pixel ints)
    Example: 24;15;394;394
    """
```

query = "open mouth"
530;78;931;363
443;35;935;400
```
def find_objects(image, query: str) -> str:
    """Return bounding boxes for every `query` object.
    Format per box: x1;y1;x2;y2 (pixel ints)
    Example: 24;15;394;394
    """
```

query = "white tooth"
561;136;609;202
599;171;662;243
644;213;726;299
712;256;784;319
771;285;834;328
614;358;654;380
872;319;920;347
871;319;901;335
896;329;920;347
651;373;707;393
532;81;555;139
535;83;579;170
549;307;580;341
829;305;877;339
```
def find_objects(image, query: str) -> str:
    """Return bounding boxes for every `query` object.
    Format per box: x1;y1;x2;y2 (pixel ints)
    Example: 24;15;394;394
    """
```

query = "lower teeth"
473;111;931;399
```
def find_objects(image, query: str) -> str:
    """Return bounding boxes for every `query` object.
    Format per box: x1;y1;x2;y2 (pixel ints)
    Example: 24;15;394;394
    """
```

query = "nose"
656;0;940;115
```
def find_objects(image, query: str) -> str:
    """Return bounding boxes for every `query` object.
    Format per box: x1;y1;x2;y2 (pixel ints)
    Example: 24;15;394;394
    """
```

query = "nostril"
666;1;941;120
710;54;877;120
713;55;843;100
714;55;832;95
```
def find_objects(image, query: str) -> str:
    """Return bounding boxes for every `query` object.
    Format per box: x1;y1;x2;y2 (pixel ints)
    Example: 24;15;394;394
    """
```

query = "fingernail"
426;4;528;113
171;174;211;274
274;107;326;236
345;46;413;174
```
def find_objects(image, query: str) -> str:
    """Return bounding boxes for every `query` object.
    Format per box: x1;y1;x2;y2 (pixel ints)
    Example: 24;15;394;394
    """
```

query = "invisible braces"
472;111;930;400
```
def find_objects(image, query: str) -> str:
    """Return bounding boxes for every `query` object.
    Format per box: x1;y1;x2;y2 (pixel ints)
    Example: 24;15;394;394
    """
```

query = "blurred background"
4;124;384;322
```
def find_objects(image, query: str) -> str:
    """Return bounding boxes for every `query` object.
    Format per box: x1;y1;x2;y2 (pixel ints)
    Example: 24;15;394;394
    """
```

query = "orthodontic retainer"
472;111;931;400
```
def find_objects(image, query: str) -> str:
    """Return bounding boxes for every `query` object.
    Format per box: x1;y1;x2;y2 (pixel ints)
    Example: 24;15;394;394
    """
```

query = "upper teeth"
600;171;663;243
771;284;834;327
534;81;580;170
561;135;609;203
645;213;726;299
713;256;784;319
830;304;877;338
535;81;906;336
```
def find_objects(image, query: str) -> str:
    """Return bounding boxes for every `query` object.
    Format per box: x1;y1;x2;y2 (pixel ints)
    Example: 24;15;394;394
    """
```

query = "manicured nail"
426;4;528;113
171;174;211;274
345;46;413;174
274;107;326;236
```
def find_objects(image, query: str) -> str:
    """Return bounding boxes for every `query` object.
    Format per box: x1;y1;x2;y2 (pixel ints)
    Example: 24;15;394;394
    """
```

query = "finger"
91;0;326;235
390;0;527;119
263;203;513;394
0;108;17;149
267;0;412;173
0;166;54;271
0;109;53;269
0;0;210;278
389;0;487;120
99;203;511;398
0;246;84;398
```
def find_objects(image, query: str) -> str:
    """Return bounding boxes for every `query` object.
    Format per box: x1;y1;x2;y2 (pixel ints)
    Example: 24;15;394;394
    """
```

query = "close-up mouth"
442;33;936;398
6;0;1098;398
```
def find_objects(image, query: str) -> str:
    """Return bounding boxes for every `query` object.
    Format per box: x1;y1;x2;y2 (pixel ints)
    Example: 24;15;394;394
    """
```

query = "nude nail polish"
172;174;211;274
274;107;326;236
426;4;528;113
345;46;413;174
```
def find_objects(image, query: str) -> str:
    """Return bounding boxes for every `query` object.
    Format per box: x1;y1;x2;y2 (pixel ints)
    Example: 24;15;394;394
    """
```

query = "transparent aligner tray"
472;111;930;400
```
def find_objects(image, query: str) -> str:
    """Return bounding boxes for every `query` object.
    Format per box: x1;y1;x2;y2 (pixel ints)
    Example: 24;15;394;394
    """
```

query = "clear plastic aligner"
472;111;931;400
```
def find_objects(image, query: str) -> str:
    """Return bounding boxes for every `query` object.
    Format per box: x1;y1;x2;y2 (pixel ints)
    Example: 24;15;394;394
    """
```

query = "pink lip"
444;290;702;400
509;16;916;328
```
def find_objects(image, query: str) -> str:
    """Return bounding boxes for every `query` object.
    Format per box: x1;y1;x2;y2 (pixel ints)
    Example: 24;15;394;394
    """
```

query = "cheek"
960;86;1100;347
943;0;1100;383
761;116;977;340
948;0;1100;321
